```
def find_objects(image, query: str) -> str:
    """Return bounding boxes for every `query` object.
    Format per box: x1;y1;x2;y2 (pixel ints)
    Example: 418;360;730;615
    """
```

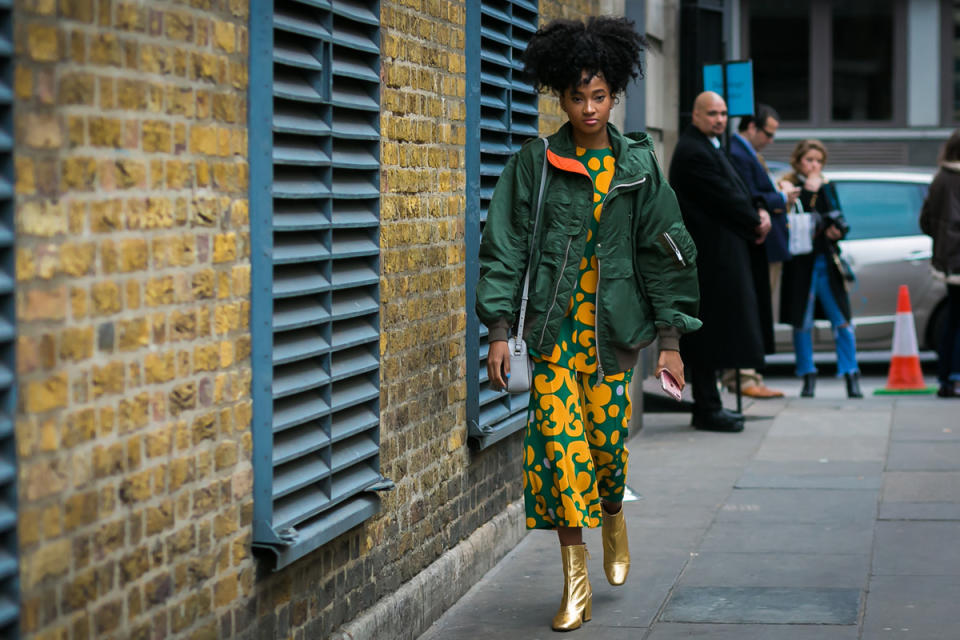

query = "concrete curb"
331;500;527;640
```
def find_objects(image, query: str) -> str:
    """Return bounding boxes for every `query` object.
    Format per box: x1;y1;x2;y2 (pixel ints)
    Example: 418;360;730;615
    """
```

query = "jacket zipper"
661;232;686;267
537;236;573;349
593;177;647;383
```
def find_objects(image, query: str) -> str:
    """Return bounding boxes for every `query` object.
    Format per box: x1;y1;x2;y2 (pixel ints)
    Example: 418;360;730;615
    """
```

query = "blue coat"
728;134;791;263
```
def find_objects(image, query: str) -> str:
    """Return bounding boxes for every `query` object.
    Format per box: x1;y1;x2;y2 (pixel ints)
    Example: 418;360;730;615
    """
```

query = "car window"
832;180;927;240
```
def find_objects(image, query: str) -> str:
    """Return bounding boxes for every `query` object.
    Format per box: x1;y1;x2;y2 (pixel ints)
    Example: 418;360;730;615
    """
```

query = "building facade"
10;1;679;639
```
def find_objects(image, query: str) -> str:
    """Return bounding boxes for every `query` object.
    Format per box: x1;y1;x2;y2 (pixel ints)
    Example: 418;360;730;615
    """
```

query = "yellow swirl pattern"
522;359;633;529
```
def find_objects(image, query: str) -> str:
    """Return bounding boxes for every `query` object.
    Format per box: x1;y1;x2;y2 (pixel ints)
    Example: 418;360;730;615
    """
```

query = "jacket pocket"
656;222;698;269
599;257;651;346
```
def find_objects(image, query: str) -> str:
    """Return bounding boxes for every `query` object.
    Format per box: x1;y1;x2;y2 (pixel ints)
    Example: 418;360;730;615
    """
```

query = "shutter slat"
330;318;377;352
329;203;378;228
331;263;378;289
274;425;331;465
273;173;332;199
330;232;376;259
331;433;378;473
332;0;378;25
0;461;12;486
274;392;330;432
331;174;378;198
274;73;324;102
0;598;16;629
331;347;377;382
330;376;378;413
331;86;378;111
331;290;377;321
274;266;331;299
0;412;11;439
274;42;323;71
273;235;329;264
330;30;378;55
0;552;15;582
274;327;330;365
274;106;332;136
273;141;331;166
330;464;380;504
332;57;379;83
330;404;378;442
273;359;330;399
0;505;14;534
332;146;378;169
273;456;331;500
273;297;330;332
0;318;12;342
273;484;329;530
274;202;330;230
331;112;378;139
275;7;330;40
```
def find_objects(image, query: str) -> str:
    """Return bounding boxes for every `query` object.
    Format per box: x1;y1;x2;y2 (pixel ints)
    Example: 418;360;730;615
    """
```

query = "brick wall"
13;1;609;638
15;0;253;638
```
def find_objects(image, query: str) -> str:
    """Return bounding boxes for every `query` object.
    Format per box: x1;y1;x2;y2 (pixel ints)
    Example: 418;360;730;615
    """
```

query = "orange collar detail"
546;149;590;178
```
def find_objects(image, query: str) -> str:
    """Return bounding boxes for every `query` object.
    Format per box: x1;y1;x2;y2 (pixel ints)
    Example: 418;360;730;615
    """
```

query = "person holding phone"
475;17;701;632
780;139;862;398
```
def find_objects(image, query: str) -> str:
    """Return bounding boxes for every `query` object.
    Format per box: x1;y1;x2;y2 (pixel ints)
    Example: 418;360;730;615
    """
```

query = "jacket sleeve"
728;150;786;214
671;144;761;239
475;150;536;343
634;166;703;351
919;173;941;237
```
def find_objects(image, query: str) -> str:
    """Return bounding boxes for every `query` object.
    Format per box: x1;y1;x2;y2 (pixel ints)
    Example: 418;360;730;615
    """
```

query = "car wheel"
925;301;946;353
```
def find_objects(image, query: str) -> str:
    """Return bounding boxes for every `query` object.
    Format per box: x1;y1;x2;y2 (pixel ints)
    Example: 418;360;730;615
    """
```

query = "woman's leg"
793;260;820;377
582;369;633;585
811;258;859;376
939;284;960;387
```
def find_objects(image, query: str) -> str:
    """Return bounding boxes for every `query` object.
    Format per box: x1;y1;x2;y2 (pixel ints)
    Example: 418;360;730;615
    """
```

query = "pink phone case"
659;370;683;401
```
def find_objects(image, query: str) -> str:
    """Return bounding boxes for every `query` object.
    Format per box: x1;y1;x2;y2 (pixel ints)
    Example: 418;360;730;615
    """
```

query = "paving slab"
754;436;889;462
872;521;960;575
891;403;960;441
699;521;875;554
678;552;870;588
661;586;860;624
882;471;960;502
716;489;879;524
886;441;960;470
647;623;859;639
737;460;884;489
862;575;960;640
878;501;960;520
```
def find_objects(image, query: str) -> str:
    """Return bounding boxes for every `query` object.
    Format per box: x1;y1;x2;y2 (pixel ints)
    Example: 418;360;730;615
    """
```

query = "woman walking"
476;17;701;631
780;139;862;398
920;130;960;398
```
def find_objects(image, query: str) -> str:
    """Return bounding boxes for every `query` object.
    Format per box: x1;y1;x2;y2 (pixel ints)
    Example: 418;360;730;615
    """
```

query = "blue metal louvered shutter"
250;0;382;569
0;0;17;633
466;0;538;449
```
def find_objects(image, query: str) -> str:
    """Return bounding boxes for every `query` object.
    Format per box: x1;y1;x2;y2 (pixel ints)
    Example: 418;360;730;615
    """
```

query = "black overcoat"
780;180;853;327
668;126;774;369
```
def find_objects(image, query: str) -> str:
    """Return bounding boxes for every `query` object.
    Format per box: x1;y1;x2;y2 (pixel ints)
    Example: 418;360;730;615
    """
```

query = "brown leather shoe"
741;385;785;399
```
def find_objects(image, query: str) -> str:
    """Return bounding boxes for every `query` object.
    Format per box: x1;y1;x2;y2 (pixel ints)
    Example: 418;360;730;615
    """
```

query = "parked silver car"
772;168;947;354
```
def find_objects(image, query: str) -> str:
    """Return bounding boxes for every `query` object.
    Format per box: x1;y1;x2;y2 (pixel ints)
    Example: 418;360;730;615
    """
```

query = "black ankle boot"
800;373;816;397
845;372;863;398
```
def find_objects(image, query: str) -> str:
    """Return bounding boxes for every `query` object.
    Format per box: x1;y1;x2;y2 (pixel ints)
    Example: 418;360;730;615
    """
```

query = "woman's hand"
656;349;685;389
487;340;511;390
824;225;843;241
804;173;823;193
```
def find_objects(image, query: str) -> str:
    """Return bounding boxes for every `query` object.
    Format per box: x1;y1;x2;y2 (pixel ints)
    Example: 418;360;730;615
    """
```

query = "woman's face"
559;73;614;144
798;149;825;177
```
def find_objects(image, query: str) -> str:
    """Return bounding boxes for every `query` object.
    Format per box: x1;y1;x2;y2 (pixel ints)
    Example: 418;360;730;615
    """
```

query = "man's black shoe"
691;409;745;433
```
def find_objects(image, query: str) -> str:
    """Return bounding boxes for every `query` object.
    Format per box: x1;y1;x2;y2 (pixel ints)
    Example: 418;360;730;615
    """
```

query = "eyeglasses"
759;127;776;139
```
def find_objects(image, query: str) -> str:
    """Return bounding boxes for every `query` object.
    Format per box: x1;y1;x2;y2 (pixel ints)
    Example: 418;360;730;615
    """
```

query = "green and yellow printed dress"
523;146;634;530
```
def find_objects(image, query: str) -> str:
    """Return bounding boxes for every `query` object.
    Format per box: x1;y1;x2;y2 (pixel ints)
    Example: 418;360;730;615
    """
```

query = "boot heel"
583;596;592;622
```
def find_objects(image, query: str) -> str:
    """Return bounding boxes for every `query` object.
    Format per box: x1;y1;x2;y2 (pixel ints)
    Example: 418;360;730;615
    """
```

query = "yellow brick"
114;159;146;190
213;21;236;53
60;242;96;276
118;393;149;432
62;157;97;190
89;33;122;66
59;326;94;361
70;287;88;319
22;539;71;589
193;344;218;372
27;25;59;62
21;286;67;321
190;125;218;155
144;351;175;383
88;116;122;147
212;233;236;263
119;238;148;272
64;409;96;446
91;361;124;397
25;374;68;413
145;276;174;307
126;280;141;310
142;120;172;153
20;111;62;149
117;318;149;351
90;200;122;232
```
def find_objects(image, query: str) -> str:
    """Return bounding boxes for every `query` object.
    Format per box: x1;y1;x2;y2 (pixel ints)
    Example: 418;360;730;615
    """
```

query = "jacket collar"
546;122;652;178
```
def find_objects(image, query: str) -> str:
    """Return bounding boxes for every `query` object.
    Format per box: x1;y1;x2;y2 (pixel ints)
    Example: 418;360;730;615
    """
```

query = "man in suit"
668;91;774;432
720;104;800;399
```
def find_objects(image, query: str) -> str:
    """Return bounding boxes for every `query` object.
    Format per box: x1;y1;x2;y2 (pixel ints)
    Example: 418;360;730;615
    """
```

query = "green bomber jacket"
475;122;702;378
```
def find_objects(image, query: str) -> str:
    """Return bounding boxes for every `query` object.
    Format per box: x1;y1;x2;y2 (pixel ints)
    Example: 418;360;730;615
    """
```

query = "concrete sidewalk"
418;376;960;640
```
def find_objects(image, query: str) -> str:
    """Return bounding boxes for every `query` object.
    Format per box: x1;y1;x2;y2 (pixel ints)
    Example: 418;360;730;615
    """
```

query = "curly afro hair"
523;16;646;96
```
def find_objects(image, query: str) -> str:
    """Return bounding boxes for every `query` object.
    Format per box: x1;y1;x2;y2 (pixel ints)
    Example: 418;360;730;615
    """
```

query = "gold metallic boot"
602;507;630;585
551;544;592;631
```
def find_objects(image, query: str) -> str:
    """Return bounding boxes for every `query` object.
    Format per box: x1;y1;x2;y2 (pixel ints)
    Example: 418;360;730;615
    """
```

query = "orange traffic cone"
875;285;936;395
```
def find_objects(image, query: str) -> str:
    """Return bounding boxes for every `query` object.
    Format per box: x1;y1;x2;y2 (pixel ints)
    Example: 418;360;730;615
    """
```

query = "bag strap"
513;138;549;352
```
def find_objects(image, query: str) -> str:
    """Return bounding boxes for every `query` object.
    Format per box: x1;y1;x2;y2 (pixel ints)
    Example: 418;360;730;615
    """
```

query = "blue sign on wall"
702;59;755;117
